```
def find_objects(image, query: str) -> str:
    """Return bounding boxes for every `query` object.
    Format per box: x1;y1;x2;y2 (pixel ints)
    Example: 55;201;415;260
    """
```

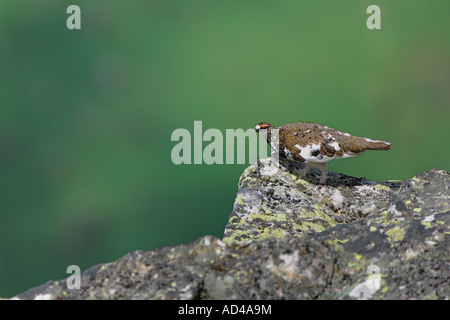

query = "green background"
0;0;449;297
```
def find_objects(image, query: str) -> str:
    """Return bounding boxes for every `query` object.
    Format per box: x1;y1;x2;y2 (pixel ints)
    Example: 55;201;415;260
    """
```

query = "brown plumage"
255;122;392;183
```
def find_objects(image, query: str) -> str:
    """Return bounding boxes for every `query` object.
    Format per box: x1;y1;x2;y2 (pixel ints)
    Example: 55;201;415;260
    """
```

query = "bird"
254;122;392;184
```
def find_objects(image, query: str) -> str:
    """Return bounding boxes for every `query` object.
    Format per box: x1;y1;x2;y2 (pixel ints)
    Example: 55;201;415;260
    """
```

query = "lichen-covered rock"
223;157;402;243
13;211;449;300
12;160;449;300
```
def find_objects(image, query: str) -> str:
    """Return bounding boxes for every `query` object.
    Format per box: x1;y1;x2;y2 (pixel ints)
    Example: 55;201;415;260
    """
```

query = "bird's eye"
260;124;269;129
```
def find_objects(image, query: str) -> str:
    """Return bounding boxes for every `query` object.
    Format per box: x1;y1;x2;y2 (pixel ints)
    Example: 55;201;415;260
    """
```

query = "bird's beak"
254;125;260;132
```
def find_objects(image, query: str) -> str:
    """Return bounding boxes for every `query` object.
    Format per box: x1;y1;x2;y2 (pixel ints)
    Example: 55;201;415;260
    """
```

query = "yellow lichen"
421;221;432;229
250;212;287;222
347;253;366;271
374;184;392;191
328;238;350;244
385;226;406;242
235;195;245;205
366;242;375;249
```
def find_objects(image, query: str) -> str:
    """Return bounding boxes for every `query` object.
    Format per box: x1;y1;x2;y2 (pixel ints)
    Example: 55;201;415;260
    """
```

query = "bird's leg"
300;162;328;184
315;163;328;184
298;163;311;178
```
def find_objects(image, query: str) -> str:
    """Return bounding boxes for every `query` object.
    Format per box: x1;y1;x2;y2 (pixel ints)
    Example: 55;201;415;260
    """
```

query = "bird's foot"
318;171;328;184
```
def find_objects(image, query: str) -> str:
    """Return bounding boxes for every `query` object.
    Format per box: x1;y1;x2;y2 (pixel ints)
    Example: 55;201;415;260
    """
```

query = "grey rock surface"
224;157;401;243
13;158;450;300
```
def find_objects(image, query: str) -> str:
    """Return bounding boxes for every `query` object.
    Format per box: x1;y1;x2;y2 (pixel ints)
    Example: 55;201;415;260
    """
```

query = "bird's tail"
365;138;392;150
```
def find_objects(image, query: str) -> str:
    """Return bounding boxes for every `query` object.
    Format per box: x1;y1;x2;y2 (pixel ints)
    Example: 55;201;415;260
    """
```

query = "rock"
223;157;401;243
12;158;450;300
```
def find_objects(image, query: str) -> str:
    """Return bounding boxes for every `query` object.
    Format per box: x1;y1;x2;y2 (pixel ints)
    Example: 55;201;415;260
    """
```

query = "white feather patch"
295;142;360;163
364;137;385;144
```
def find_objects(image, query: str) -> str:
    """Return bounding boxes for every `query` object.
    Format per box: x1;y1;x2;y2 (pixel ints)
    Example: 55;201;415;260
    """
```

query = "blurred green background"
0;0;449;297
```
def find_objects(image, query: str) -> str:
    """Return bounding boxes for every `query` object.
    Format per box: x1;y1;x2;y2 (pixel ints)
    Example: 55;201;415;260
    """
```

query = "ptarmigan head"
255;122;280;153
254;122;275;139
